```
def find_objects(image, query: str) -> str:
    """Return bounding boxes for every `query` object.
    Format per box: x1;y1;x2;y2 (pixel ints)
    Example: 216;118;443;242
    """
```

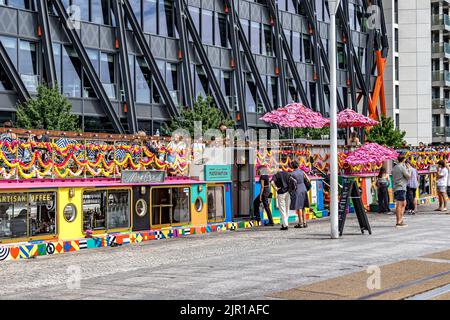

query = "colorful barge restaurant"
0;128;444;262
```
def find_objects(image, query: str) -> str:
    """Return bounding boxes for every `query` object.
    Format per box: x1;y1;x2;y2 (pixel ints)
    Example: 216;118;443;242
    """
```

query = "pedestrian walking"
376;167;390;214
406;161;419;215
271;165;291;230
253;165;274;226
392;154;412;227
289;161;310;229
436;160;448;212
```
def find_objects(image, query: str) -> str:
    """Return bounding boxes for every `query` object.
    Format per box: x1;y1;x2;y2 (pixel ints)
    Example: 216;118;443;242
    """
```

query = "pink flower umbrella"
260;103;329;129
335;109;379;128
344;143;398;166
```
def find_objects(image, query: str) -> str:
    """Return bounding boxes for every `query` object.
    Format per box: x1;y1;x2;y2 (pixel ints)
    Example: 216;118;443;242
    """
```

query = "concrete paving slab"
269;259;450;300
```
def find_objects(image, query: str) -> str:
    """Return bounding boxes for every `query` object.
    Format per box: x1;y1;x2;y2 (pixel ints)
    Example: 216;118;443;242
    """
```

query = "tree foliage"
294;127;330;140
162;95;235;136
16;84;80;131
364;115;406;148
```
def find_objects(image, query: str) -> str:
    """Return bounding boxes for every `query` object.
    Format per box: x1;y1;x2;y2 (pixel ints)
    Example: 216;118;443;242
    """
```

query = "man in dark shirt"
271;165;291;230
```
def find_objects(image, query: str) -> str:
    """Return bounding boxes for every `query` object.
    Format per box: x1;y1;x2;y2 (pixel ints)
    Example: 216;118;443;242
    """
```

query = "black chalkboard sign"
338;177;372;236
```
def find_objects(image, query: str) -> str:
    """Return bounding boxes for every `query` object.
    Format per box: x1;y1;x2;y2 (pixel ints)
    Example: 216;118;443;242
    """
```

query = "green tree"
16;84;80;131
294;127;330;140
162;95;235;136
365;115;406;148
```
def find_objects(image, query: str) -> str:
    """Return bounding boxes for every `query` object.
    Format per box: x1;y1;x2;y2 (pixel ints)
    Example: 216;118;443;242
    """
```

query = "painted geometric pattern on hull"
0;221;261;262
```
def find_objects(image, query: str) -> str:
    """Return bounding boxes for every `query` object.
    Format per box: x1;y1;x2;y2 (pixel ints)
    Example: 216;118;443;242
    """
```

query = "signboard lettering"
121;170;165;184
204;165;232;182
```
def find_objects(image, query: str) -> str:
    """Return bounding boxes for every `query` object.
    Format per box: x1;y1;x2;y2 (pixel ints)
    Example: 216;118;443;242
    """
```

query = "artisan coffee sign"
121;170;166;184
205;165;231;181
0;193;54;203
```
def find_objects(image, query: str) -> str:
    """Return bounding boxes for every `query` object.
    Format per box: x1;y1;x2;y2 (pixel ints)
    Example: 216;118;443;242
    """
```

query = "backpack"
288;175;298;193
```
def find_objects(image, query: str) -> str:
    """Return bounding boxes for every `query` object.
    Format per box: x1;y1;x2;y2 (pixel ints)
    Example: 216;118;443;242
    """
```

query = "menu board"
338;178;372;236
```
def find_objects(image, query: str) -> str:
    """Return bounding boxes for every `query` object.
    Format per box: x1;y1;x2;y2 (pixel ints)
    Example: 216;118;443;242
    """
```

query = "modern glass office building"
0;0;388;134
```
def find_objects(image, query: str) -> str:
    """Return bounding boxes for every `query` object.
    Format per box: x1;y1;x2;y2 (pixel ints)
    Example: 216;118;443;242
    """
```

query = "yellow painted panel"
57;188;84;240
191;199;207;227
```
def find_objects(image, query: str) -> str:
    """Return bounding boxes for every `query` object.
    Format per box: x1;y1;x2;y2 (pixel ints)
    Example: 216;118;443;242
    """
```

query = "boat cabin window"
0;192;56;241
151;187;190;227
207;186;225;222
83;190;130;232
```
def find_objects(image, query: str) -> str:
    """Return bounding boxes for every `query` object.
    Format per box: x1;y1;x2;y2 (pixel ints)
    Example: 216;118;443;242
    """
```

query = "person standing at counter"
253;166;274;226
271;165;291;231
392;155;411;228
436;160;448;212
406;161;419;215
376;167;390;214
289;161;310;229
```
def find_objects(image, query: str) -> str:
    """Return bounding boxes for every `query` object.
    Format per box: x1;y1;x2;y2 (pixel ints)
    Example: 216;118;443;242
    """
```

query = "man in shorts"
391;155;411;227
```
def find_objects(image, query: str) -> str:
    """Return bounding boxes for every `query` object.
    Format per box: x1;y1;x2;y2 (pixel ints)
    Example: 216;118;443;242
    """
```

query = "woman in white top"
436;160;448;212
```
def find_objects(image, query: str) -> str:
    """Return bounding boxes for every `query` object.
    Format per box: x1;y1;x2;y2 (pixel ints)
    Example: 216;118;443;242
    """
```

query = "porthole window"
63;204;77;223
194;197;203;212
136;199;147;217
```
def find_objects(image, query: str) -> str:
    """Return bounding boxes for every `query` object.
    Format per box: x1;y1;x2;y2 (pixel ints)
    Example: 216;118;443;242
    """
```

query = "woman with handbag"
289;161;310;229
376;167;391;214
253;166;274;226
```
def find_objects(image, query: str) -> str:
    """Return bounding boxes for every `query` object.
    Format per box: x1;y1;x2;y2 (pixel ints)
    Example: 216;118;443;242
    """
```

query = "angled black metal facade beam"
181;0;230;117
112;0;138;133
340;0;357;111
293;0;344;112
122;0;180;120
174;0;194;109
233;11;273;113
268;1;286;107
36;0;57;88
227;0;247;131
265;0;309;109
303;0;325;114
52;0;125;133
0;41;31;103
363;29;375;116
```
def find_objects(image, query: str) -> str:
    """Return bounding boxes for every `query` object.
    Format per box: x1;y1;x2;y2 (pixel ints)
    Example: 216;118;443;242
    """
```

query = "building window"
83;49;99;98
303;35;312;63
394;0;398;24
151;187;190;227
0;192;56;241
193;64;209;98
91;0;111;25
292;31;301;61
18;40;38;92
62;46;82;97
245;73;257;113
207;186;225;222
395;57;399;82
262;24;274;56
337;43;346;69
267;76;278;109
136;56;151;103
70;0;89;22
100;52;116;99
53;43;62;90
159;0;175;37
152;59;164;103
215;13;228;47
143;0;157;33
188;6;200;41
166;62;178;105
0;36;16;91
201;9;213;45
82;190;131;232
4;0;36;10
395;85;399;109
250;21;261;54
